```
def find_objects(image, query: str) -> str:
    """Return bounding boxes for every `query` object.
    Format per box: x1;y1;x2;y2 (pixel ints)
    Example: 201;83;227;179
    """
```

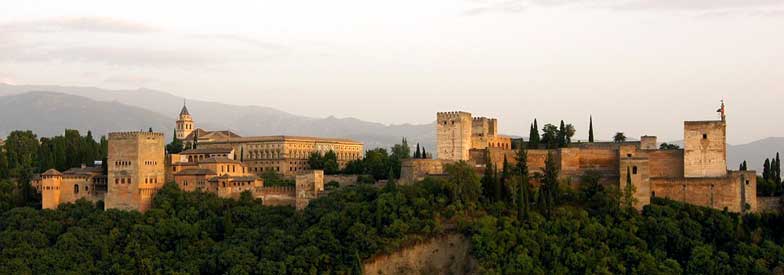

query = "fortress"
403;103;759;213
33;103;362;212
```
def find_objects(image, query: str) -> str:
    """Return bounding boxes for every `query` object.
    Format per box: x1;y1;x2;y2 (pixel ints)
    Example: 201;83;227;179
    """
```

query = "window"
632;166;638;175
702;134;708;139
627;154;632;157
74;184;79;194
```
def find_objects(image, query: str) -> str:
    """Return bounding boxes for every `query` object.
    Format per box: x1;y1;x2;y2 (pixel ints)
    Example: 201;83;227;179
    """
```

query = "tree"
588;116;594;143
444;161;481;208
541;124;559;149
529;120;541;148
564;123;575;145
772;152;781;184
613;132;627;143
192;131;199;149
414;143;421;159
365;148;390;180
499;155;509;202
166;129;184;154
421;147;427;159
4;130;39;178
740;161;748;171
558;121;567;148
622;166;637;210
660;143;680;150
323;150;339;175
390;138;411;160
540;151;559;217
515;145;530;220
308;152;324;170
148;127;153;133
763;158;771;181
481;150;496;202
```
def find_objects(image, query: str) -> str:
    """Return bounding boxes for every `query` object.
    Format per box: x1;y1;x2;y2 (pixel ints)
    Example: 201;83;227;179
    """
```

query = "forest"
2;130;784;274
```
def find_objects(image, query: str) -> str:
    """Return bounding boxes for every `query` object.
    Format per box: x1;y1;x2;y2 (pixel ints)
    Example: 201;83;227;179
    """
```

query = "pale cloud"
0;16;158;33
463;0;784;15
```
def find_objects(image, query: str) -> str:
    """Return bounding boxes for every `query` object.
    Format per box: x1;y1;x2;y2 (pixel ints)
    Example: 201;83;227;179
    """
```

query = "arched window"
74;184;79;194
632;166;638;175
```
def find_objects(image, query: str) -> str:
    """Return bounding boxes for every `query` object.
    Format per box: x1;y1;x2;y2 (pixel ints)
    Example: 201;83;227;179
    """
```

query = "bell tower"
176;100;194;141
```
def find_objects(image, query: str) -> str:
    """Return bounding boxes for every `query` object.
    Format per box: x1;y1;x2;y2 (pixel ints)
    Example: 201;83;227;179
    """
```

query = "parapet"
109;131;165;138
437;111;472;121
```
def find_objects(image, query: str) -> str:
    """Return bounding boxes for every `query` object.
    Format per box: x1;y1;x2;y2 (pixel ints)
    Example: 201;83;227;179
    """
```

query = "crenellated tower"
176;101;194;141
437;111;473;161
105;131;166;212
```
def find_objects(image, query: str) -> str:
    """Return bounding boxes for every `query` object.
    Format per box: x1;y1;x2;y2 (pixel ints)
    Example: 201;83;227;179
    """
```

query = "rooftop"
175;168;217;176
180;147;234;155
203;135;362;145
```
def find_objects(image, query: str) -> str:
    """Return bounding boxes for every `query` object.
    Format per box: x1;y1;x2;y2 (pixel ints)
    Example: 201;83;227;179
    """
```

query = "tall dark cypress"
764;158;771;181
588;116;594;143
415;143;421;159
515;144;529;221
421;147;427;159
499;155;508;202
558;120;566;148
776;153;781;184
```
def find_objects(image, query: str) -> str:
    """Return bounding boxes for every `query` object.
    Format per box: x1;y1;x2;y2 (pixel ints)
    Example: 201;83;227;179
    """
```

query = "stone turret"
41;169;63;209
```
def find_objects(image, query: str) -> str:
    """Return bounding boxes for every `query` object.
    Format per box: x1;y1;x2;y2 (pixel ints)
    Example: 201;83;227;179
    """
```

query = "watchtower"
437;111;473;161
105;131;166;212
683;102;727;178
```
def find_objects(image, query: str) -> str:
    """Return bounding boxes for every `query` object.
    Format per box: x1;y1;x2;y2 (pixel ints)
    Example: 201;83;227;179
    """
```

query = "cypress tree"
624;166;634;209
421;147;427;159
529;120;541;148
515;144;529;221
764;158;771;181
481;150;496;201
558;120;567;148
415;143;421;159
776;153;782;184
499;155;508;202
588;116;594;143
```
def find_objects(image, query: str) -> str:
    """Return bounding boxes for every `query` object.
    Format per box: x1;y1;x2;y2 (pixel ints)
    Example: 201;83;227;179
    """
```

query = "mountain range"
0;83;436;151
0;83;781;173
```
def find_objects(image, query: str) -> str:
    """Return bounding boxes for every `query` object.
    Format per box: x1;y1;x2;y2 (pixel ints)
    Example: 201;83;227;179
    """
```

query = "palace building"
402;102;759;213
174;103;364;177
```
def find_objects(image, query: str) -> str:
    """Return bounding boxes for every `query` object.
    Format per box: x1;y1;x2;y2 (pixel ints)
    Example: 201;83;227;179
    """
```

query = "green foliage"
614;132;627;143
166;129;183;154
259;170;294;187
660;143;681;150
529;119;541;148
307;150;340;175
588;116;594;143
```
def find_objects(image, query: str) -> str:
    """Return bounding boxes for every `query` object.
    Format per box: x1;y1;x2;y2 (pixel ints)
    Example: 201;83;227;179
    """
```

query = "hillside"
0;84;436;150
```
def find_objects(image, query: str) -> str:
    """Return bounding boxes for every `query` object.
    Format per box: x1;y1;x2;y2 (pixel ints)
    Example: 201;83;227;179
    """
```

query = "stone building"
104;131;166;212
169;151;264;199
33;166;107;209
404;104;759;213
175;103;364;177
436;112;511;161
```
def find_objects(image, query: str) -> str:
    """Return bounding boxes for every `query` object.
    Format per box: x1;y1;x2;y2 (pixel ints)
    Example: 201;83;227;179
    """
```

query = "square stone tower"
437;112;473;161
105;131;165;212
296;170;324;210
683;120;727;178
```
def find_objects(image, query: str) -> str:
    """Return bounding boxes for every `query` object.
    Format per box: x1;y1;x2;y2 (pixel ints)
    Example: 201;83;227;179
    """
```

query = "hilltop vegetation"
2;159;784;274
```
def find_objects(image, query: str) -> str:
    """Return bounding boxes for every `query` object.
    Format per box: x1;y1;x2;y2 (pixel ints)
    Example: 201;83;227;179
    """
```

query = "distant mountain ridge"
0;83;436;151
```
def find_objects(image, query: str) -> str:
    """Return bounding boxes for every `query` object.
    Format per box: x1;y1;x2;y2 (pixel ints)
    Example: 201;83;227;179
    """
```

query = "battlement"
436;111;472;121
109;131;165;138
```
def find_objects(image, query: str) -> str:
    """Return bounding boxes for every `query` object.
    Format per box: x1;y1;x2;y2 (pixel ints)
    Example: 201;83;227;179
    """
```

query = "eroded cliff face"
362;234;476;275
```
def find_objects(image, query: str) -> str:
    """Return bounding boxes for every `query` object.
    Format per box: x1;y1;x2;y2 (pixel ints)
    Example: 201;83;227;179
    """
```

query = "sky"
0;0;782;144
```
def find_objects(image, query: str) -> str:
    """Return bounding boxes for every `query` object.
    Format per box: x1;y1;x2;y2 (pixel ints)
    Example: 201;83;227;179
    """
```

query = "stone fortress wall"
403;106;763;213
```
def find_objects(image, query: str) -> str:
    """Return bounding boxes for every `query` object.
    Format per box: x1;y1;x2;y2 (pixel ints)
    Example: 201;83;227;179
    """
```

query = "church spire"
179;99;190;116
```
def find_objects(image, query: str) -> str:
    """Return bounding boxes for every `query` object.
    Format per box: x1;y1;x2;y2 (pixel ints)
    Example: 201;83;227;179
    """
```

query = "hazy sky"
0;0;782;144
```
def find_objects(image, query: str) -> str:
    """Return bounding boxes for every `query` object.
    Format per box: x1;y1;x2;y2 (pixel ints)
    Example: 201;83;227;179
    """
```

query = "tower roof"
179;102;190;116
